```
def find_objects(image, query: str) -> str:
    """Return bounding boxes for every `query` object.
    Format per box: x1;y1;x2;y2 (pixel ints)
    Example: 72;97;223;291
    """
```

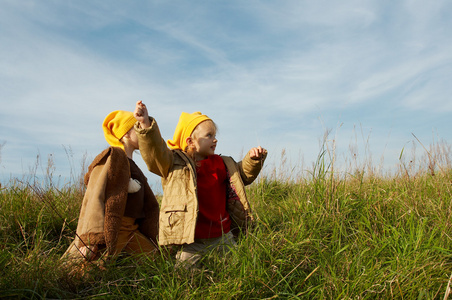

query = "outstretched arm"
133;101;173;178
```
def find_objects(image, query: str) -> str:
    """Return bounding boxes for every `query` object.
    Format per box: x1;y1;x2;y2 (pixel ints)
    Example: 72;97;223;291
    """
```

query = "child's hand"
249;146;266;160
134;100;151;128
79;245;98;260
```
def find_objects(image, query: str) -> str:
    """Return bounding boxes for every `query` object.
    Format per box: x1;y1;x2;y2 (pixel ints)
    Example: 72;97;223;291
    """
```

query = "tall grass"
0;137;451;299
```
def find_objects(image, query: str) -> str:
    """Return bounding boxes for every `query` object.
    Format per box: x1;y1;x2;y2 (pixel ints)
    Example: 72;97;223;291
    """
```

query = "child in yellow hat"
133;100;267;268
63;110;159;267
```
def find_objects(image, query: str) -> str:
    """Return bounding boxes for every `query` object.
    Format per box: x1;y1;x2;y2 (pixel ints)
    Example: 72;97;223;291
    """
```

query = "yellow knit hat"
102;110;137;149
167;112;211;150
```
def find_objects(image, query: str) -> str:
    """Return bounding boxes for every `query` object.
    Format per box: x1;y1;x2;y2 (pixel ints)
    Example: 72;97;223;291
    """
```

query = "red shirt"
195;155;231;239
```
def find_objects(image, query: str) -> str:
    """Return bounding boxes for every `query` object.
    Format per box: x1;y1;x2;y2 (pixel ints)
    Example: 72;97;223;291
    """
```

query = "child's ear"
186;137;193;147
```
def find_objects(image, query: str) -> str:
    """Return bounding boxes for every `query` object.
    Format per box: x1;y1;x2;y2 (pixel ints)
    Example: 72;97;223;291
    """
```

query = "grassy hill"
1;145;451;299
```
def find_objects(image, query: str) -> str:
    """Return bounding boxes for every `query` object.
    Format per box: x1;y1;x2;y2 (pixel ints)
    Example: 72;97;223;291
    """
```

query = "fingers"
249;146;266;160
134;100;151;128
79;245;99;261
134;101;141;117
134;100;147;118
250;148;258;158
256;146;263;154
136;100;146;110
254;146;263;156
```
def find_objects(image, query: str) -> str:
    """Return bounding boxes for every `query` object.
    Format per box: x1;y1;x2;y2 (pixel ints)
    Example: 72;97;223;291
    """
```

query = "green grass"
1;143;452;299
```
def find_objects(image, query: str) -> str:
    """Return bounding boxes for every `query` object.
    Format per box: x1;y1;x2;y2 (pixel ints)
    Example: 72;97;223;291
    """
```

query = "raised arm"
134;101;173;178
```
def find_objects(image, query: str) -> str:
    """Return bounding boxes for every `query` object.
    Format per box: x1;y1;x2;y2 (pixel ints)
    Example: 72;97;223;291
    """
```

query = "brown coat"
135;118;266;246
63;147;159;259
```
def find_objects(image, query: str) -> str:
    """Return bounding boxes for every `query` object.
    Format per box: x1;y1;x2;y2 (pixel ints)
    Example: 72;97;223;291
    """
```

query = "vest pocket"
163;204;187;235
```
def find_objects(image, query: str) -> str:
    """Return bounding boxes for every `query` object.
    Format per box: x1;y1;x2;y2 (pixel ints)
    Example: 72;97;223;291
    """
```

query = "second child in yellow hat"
166;111;211;152
133;100;267;269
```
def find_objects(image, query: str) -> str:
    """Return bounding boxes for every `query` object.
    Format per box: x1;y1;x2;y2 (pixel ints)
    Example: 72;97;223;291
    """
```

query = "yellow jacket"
135;118;266;246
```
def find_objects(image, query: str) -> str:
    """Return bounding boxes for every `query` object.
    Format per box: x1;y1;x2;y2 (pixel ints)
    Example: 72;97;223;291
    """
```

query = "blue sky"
1;1;451;189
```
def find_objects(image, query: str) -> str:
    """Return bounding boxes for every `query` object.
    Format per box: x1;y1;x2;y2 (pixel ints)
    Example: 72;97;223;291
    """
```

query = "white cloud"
1;0;452;184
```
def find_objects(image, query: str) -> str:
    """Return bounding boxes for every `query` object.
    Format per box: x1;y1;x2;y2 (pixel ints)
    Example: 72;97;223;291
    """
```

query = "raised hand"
134;100;151;128
249;146;267;160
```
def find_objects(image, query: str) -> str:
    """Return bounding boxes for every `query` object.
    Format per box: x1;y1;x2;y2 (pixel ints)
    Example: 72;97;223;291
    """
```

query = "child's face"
123;128;139;150
191;120;217;160
128;129;139;150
